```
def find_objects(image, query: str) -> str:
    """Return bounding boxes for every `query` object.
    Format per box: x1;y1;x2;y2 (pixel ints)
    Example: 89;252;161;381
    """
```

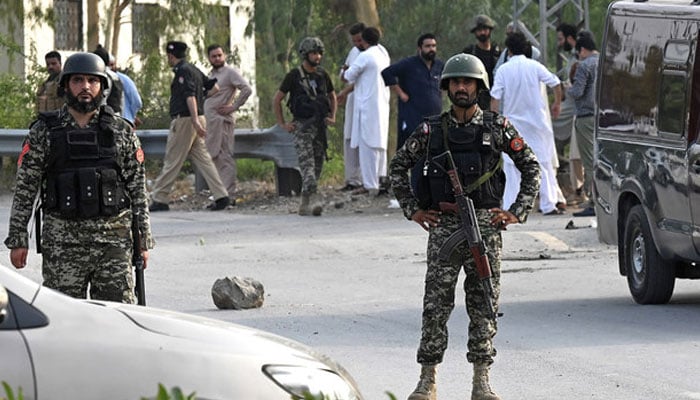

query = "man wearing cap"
5;52;153;303
463;14;501;111
149;41;231;212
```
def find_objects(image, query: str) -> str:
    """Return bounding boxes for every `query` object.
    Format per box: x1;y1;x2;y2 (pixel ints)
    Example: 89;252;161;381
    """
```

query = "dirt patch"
160;178;402;216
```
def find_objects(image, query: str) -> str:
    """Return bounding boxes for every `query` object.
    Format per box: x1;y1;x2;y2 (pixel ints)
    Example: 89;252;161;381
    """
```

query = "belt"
577;113;593;118
171;113;191;120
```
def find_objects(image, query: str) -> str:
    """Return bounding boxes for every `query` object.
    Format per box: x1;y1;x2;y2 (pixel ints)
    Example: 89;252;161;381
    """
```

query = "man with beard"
36;50;64;112
554;23;586;205
5;52;154;303
204;44;253;203
463;14;501;111
273;37;337;216
381;33;444;150
389;53;540;400
149;41;231;212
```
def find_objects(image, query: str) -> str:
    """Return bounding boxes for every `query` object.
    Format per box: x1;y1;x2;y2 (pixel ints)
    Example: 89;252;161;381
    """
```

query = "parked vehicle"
594;0;700;304
0;265;364;400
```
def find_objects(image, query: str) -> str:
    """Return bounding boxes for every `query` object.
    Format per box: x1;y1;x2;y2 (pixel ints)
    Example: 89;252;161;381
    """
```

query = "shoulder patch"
135;147;145;163
405;137;421;154
510;137;525;152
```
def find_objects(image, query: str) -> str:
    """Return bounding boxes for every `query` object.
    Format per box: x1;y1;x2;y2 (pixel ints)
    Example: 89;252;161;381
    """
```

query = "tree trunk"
352;0;379;27
86;0;99;50
332;0;379;27
110;0;131;59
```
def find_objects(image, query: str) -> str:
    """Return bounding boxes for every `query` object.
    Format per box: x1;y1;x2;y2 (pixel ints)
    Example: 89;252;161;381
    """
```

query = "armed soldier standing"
4;52;154;303
389;54;540;400
273;37;337;216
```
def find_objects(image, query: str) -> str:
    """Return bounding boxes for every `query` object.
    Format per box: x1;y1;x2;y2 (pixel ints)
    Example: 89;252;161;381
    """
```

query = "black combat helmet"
440;53;490;91
59;52;110;91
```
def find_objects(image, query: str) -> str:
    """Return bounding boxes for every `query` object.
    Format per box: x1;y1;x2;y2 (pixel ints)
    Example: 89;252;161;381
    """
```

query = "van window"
657;71;686;135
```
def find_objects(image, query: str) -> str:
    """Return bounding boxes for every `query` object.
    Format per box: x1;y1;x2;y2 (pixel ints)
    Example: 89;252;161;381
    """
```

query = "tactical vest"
415;112;505;210
287;66;331;120
41;108;130;219
37;78;64;113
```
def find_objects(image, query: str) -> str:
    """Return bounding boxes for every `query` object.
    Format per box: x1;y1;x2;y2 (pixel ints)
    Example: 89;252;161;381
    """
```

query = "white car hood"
98;300;324;364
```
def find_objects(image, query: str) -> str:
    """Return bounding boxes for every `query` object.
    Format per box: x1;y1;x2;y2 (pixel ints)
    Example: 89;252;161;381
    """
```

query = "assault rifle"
434;150;497;320
132;211;146;306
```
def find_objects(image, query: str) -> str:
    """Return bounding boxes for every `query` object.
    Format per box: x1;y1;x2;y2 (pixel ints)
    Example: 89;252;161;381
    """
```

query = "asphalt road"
2;199;700;400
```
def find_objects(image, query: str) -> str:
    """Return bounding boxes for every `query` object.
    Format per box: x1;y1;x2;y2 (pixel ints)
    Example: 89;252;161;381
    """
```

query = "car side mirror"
0;284;8;324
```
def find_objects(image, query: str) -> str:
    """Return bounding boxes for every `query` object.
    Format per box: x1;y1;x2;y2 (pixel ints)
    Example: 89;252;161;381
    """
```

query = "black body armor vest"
41;109;130;219
415;112;505;210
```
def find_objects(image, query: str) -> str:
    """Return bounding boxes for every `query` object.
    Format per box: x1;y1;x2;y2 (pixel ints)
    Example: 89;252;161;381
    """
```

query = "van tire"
623;205;675;304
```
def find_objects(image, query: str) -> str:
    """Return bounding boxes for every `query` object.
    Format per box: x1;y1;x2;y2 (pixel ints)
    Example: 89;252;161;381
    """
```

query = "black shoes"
573;207;596;217
207;197;231;211
149;201;170;212
150;198;231;212
338;183;361;192
544;208;565;216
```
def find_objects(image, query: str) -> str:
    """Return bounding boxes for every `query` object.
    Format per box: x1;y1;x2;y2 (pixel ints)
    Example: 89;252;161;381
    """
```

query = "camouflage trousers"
417;209;502;366
292;119;325;194
42;239;135;303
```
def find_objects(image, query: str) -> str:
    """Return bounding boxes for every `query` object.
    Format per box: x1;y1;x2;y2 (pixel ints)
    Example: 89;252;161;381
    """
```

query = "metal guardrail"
0;125;302;196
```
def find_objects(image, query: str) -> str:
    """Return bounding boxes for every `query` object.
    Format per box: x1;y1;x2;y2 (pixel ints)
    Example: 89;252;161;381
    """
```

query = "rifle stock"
435;151;498;320
132;211;146;306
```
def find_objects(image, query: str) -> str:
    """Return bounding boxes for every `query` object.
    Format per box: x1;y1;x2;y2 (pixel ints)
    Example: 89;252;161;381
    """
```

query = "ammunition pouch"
43;107;130;219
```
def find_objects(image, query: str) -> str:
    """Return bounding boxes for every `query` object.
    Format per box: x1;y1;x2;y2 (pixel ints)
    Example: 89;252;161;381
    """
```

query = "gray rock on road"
211;276;265;310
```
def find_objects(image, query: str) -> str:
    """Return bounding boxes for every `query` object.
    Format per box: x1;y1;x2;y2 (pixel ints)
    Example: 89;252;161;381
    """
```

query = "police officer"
4;52;154;303
149;41;231;212
273;37;337;216
388;54;541;400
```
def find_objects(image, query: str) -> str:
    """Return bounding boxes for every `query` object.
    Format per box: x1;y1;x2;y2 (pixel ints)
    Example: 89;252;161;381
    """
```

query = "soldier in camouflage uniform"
4;52;154;303
389;53;541;400
273;37;337;216
36;50;64;113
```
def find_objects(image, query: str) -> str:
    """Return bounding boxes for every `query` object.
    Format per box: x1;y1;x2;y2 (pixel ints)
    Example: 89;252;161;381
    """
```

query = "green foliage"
141;384;196;400
0;73;36;128
253;0;615;159
1;381;24;400
237;159;275;182
0;39;43;129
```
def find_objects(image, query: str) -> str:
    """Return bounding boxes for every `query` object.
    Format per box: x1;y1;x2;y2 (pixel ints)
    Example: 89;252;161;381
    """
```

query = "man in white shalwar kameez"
343;27;390;196
337;23;365;191
490;32;563;214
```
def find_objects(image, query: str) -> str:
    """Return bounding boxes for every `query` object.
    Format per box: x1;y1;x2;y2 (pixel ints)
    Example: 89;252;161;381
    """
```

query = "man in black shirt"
462;14;501;111
149;41;230;212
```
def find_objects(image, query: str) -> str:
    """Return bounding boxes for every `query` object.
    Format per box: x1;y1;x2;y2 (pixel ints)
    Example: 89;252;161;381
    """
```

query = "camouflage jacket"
388;107;541;222
4;105;155;249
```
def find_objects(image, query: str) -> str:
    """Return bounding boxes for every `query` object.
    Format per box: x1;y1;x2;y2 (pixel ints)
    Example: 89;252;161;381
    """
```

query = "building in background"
0;0;258;126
